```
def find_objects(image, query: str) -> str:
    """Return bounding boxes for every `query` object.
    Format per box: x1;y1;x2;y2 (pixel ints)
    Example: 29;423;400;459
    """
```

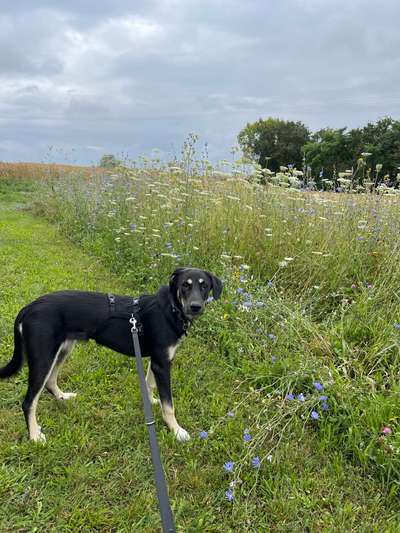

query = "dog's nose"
190;303;202;314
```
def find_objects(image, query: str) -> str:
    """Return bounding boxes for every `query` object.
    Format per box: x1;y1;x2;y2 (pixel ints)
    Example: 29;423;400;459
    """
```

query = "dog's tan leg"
150;359;190;442
146;363;159;405
25;344;66;443
46;340;77;400
27;394;47;443
161;400;190;442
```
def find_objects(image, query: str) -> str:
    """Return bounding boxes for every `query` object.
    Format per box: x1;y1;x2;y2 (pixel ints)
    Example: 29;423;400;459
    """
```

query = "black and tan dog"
0;267;222;443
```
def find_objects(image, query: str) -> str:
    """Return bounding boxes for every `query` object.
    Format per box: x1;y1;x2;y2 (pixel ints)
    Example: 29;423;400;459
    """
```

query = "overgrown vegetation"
238;116;400;188
34;146;400;481
1;152;400;529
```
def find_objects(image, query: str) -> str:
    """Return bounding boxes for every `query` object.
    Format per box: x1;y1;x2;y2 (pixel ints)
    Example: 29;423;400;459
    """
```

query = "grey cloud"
1;0;400;164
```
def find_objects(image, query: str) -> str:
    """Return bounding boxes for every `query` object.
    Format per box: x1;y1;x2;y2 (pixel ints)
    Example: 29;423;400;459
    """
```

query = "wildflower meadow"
1;145;400;530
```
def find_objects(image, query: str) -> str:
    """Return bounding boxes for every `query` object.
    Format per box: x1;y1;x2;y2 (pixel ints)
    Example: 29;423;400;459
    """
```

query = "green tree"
238;118;310;172
99;154;121;169
304;128;353;185
349;117;400;180
304;118;400;185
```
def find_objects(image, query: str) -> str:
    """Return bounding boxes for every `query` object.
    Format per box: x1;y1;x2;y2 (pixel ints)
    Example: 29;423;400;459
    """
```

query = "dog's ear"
169;267;188;293
206;271;223;300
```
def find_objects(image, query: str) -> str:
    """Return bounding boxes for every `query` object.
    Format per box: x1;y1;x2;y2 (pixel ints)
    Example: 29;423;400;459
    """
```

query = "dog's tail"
0;312;25;379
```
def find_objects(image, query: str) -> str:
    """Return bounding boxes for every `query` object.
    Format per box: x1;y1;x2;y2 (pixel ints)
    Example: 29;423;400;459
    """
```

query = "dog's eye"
182;281;191;289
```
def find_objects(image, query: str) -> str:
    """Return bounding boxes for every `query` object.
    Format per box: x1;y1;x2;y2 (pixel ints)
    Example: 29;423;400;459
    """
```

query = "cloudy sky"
1;0;399;165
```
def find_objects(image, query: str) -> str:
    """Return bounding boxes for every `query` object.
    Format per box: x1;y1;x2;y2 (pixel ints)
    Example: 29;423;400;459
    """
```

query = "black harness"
106;293;189;337
106;293;143;333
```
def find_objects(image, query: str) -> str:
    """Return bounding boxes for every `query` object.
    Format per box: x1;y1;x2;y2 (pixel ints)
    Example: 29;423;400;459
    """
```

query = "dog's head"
169;267;223;319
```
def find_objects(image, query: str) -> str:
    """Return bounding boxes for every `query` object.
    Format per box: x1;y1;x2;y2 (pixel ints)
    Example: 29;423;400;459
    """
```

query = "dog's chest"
168;340;181;361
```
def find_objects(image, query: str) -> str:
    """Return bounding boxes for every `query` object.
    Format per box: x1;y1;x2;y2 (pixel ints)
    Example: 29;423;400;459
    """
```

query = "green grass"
1;174;400;531
0;178;38;203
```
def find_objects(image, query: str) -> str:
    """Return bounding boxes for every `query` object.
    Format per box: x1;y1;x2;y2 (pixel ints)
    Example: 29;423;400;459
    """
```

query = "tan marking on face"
177;289;183;304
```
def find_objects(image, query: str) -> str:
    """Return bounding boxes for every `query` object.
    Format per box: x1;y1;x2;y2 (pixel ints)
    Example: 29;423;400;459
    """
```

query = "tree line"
238;117;400;187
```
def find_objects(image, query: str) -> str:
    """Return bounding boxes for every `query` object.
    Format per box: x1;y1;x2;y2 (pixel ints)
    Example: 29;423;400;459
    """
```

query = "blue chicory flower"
225;488;234;502
313;382;324;391
252;457;261;469
297;393;305;402
319;395;328;401
224;461;235;473
311;410;320;420
321;401;329;412
243;430;252;442
199;431;208;439
286;393;295;400
394;323;400;330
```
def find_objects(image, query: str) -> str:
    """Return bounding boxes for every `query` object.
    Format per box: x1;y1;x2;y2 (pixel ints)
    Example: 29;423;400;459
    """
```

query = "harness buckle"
130;314;138;332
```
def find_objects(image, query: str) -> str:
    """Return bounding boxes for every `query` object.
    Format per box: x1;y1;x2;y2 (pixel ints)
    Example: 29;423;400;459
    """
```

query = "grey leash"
129;314;176;533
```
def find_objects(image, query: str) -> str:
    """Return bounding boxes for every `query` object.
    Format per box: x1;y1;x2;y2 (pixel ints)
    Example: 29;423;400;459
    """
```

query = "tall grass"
32;151;400;499
35;156;400;309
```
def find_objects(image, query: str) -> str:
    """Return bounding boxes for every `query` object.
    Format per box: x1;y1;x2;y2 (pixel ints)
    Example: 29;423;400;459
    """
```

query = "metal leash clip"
130;314;138;332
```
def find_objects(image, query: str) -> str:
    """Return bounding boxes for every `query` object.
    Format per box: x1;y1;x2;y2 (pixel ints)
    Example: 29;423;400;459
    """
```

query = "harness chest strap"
106;293;143;333
107;293;189;337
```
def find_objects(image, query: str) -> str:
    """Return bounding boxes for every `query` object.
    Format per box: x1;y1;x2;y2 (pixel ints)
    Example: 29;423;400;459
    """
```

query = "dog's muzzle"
190;303;203;315
183;301;204;318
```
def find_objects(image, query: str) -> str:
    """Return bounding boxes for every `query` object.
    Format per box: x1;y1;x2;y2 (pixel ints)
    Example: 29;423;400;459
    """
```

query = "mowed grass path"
0;186;399;531
0;194;233;532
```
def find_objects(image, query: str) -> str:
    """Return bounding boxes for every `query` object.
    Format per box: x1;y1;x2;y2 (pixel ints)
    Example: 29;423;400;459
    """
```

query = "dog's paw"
31;428;47;444
175;426;191;442
147;389;160;406
150;397;161;407
59;392;77;400
148;395;159;406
